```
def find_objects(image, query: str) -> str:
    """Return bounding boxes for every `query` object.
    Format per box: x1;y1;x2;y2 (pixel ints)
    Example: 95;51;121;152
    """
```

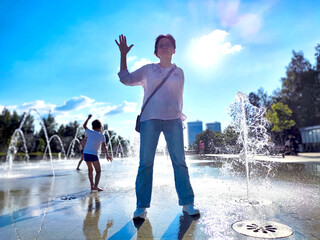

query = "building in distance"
187;121;203;148
206;122;221;133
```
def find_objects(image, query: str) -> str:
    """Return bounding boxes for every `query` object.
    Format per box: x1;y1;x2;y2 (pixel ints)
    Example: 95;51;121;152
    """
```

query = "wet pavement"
0;154;320;240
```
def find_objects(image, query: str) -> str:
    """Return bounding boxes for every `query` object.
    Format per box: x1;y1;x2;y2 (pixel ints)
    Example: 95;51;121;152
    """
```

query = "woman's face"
157;37;175;59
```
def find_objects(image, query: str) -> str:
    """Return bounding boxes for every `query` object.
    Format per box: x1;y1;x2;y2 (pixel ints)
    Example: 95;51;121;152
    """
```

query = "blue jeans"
136;119;195;208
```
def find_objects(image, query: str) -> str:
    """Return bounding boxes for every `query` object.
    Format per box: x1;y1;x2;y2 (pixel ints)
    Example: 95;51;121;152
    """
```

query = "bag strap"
140;65;176;115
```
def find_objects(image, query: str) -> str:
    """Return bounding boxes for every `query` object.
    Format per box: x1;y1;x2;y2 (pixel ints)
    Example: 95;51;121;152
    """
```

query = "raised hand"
107;155;113;162
115;34;134;55
83;114;92;129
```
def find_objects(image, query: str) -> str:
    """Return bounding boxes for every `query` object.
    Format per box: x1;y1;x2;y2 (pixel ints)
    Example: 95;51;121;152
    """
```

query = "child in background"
199;140;205;156
76;134;87;170
83;114;112;191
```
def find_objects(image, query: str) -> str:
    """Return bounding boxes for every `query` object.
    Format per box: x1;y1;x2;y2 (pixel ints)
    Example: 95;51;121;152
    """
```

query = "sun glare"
190;30;242;68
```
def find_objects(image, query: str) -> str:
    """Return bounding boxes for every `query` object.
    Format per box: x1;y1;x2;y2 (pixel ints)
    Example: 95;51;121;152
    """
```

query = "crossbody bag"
135;66;176;133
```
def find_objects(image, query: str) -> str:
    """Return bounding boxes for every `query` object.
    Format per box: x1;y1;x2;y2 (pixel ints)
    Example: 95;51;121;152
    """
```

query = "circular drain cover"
232;220;294;239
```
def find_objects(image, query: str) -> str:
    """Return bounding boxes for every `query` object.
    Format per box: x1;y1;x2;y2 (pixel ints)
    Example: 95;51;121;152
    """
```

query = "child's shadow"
83;193;113;240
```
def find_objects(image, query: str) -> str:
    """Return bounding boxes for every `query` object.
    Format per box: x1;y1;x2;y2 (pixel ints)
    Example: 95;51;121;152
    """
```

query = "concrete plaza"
0;154;319;239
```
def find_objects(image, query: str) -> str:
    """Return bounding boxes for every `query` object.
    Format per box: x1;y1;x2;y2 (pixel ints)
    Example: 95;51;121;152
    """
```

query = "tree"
0;109;30;151
104;130;129;156
266;102;296;143
38;112;58;152
223;125;238;146
277;50;319;127
57;124;66;137
21;114;34;134
248;92;260;108
64;121;80;138
56;121;81;154
39;112;57;138
0;108;12;150
115;135;129;156
194;129;216;153
314;44;320;119
10;111;20;138
37;138;46;152
249;88;271;109
314;44;320;72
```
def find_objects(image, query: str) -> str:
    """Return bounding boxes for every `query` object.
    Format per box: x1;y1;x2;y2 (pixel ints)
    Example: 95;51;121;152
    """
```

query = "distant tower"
187;121;203;148
206;122;221;133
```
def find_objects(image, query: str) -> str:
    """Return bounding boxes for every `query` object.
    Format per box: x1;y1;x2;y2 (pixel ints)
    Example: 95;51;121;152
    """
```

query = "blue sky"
1;0;320;145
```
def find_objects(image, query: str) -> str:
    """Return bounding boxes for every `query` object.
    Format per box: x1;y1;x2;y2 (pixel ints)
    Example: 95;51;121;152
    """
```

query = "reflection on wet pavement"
161;212;199;240
0;156;319;239
83;193;114;239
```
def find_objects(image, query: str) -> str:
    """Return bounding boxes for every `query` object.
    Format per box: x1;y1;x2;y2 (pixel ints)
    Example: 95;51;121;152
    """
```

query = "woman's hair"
92;119;102;130
154;34;176;57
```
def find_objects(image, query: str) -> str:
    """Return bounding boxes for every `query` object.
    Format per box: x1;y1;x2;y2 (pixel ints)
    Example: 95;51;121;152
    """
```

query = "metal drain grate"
60;196;77;201
232;220;294;239
53;195;79;202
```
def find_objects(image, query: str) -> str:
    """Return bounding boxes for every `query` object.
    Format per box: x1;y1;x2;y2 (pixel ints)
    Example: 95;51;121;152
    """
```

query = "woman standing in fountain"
115;34;199;219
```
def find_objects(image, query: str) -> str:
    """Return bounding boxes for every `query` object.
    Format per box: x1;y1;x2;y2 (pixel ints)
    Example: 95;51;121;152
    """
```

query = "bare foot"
92;186;103;191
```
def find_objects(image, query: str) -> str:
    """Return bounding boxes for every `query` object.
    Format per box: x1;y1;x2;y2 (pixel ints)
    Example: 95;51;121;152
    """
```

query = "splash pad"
1;98;320;239
0;155;319;239
4;108;126;178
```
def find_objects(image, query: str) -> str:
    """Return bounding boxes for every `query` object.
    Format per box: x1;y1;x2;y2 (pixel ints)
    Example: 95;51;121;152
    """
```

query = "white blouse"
118;63;186;122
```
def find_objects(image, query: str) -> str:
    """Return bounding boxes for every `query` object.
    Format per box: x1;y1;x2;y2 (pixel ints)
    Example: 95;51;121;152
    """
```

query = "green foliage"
266;102;296;132
0;109;129;156
194;129;215;153
0;108;12;150
250;44;320;144
21;114;34;134
223;125;239;146
103;130;129;155
37;138;46;152
39;112;57;138
277;50;320;127
249;88;271;109
0;109;25;151
315;44;320;71
194;127;239;153
57;121;80;138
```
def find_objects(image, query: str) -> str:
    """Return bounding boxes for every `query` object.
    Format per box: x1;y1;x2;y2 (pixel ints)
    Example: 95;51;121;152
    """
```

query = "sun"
191;38;221;67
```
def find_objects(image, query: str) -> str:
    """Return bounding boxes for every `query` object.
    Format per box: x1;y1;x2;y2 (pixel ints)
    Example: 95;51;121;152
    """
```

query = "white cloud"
91;105;116;118
18;100;55;113
54;111;86;126
55;95;94;111
191;29;242;67
130;58;153;71
122;101;138;113
105;101;138;116
2;96;137;129
0;104;17;112
120;119;135;125
127;56;137;62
